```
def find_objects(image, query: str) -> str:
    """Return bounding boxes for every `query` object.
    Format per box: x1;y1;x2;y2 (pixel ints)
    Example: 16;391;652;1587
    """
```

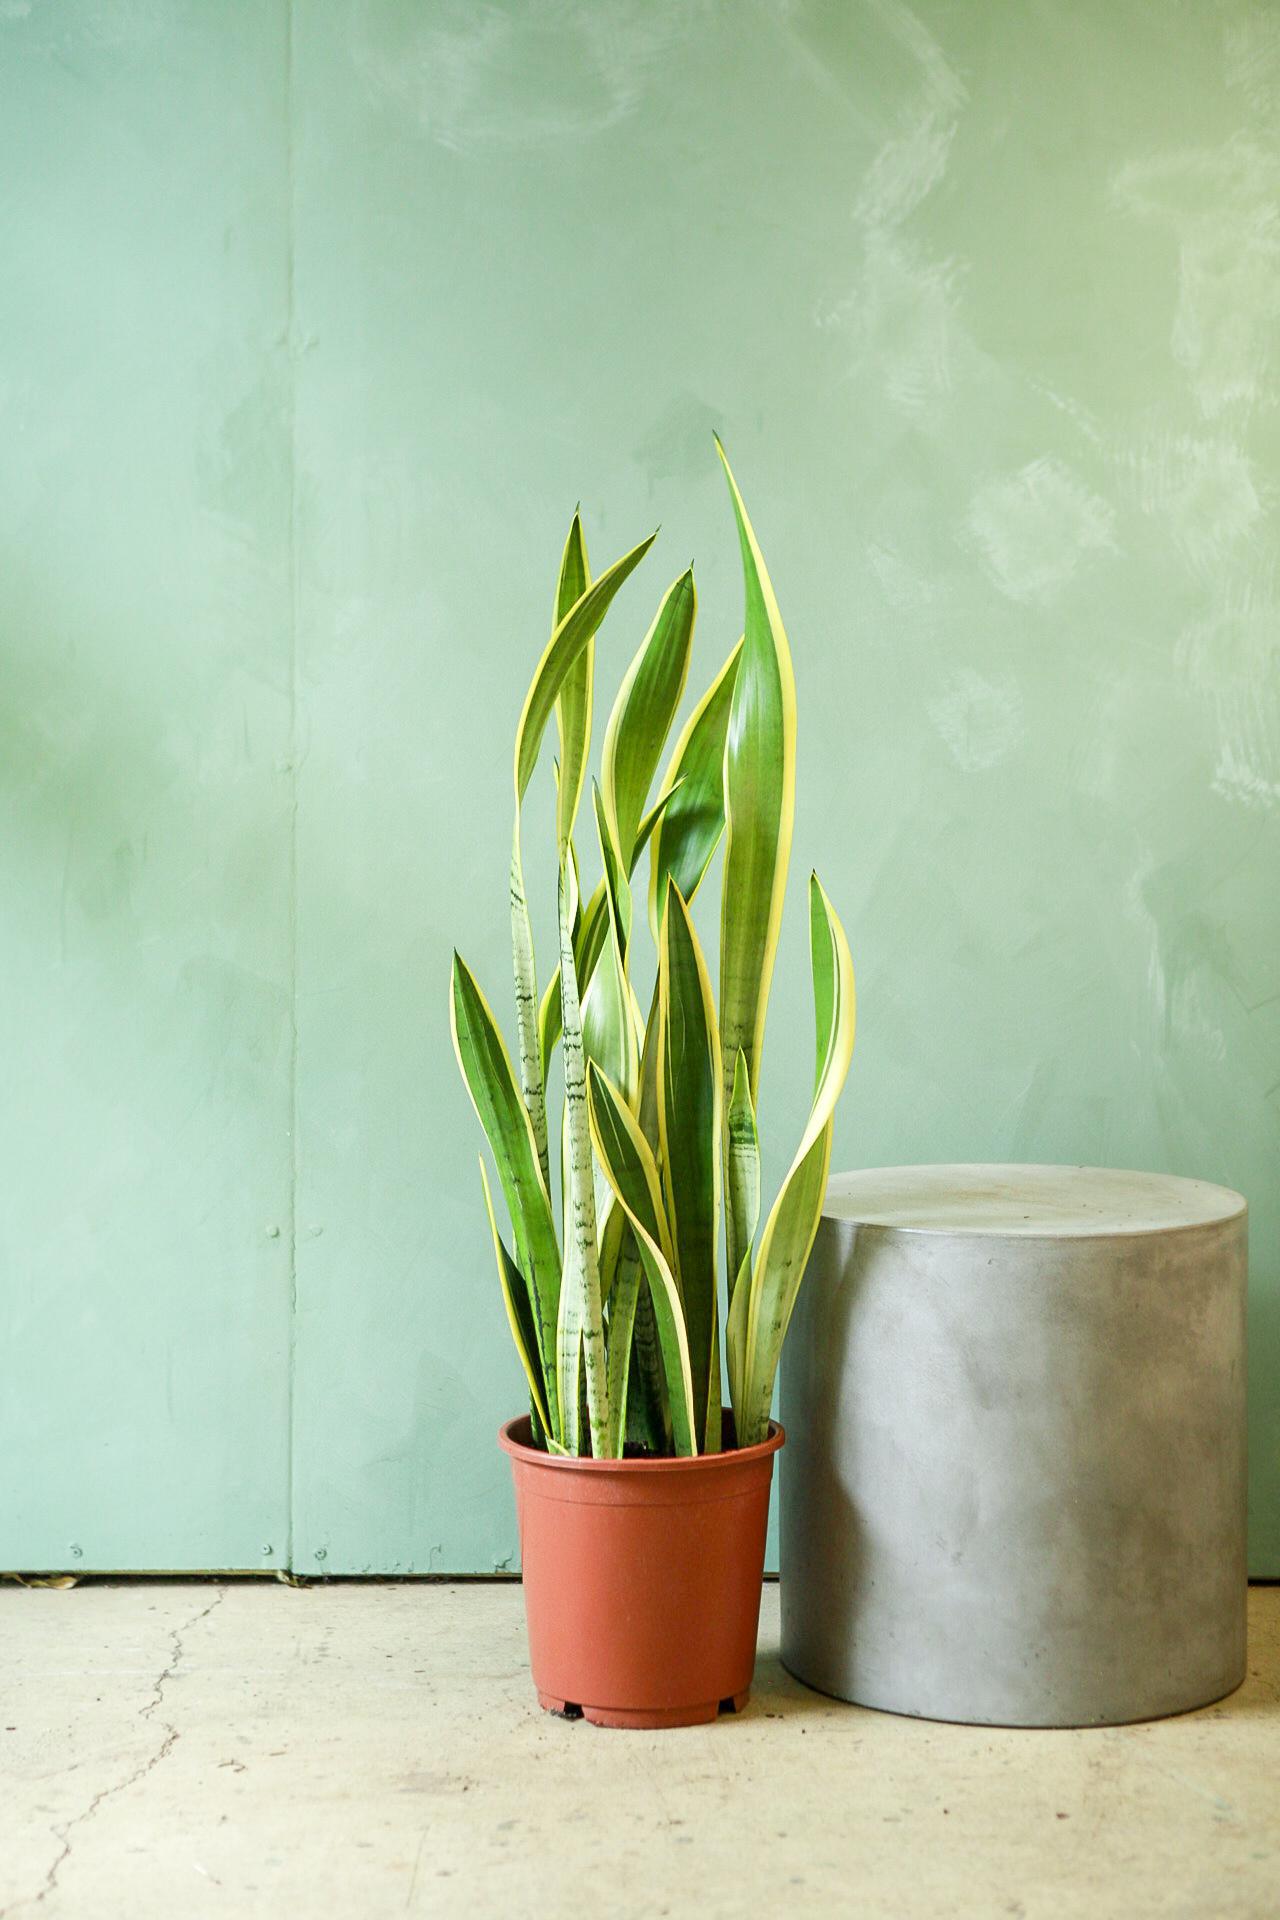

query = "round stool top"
824;1163;1245;1238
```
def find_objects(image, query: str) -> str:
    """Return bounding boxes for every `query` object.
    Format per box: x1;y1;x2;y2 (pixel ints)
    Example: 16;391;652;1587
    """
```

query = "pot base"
537;1687;750;1729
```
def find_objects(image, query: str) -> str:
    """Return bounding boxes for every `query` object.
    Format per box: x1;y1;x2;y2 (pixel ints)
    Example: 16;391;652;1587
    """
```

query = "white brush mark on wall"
353;0;704;152
1121;432;1264;579
869;0;967;117
1028;380;1106;451
817;235;959;416
1177;583;1280;813
1212;739;1280;811
1171;970;1228;1062
854;109;956;228
1225;10;1280;114
1176;579;1278;695
1071;683;1128;801
868;542;935;608
1112;137;1280;420
966;458;1116;605
928;670;1024;771
810;0;966;416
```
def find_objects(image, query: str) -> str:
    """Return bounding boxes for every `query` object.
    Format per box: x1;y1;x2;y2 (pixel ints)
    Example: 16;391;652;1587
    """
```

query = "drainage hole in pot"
556;1701;584;1720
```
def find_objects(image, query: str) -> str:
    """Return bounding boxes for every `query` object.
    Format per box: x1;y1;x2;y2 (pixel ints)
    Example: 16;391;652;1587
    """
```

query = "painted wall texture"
2;0;1277;1573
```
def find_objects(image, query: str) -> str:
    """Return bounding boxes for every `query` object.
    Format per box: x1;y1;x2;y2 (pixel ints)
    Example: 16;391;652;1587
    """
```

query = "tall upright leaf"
601;569;696;871
450;955;560;1433
647;640;741;939
715;439;796;1286
512;530;657;1188
579;794;638;1106
726;1049;761;1290
587;1064;697;1456
553;513;592;852
539;786;677;1079
656;882;723;1452
731;875;855;1445
478;1158;551;1437
554;861;611;1457
604;1228;642;1458
725;1045;761;1389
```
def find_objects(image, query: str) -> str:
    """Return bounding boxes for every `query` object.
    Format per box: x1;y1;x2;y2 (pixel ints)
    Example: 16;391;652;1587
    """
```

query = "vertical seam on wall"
284;0;300;1574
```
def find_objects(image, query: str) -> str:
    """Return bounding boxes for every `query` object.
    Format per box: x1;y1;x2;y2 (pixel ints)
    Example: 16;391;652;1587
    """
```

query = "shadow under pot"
499;1415;784;1729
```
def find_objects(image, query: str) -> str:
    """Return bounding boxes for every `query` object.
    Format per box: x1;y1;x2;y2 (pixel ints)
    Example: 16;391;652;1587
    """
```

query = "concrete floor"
1;1584;1276;1919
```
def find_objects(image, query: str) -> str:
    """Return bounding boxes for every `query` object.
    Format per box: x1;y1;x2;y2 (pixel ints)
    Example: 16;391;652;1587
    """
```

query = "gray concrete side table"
779;1164;1248;1727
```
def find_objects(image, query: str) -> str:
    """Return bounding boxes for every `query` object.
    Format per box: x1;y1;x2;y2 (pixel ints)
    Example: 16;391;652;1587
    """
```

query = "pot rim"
498;1414;784;1471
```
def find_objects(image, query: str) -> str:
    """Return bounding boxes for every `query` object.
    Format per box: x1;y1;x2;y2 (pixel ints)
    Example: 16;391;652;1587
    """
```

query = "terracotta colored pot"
499;1415;784;1728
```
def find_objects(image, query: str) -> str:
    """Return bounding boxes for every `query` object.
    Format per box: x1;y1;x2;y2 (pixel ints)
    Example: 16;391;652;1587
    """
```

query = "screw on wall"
314;1548;327;1562
69;1544;83;1559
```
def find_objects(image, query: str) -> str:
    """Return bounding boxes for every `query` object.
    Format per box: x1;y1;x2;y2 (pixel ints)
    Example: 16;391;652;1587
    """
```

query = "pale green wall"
3;1;1277;1574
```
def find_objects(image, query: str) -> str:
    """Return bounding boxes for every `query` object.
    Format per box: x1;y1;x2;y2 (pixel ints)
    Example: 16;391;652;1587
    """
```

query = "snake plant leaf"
604;1230;642;1457
725;1244;753;1440
634;780;681;869
584;1062;672;1264
587;1063;697;1454
508;828;549;1189
627;1282;672;1453
647;640;741;939
725;1046;761;1317
537;790;679;1083
553;512;592;853
450;954;560;1432
478;1158;551;1435
580;813;639;1108
516;530;657;807
733;874;856;1446
538;881;609;1086
601;569;696;871
656;881;723;1452
597;1188;628;1305
593;781;633;960
554;861;611;1457
626;977;669;1445
715;438;795;1118
512;528;657;1188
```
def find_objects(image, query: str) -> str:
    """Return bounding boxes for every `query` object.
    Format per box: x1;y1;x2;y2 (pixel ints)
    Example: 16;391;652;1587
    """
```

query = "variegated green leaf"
601;569;695;871
648;640;741;939
725;1240;752;1438
553;512;592;852
512;529;657;1189
450;955;560;1432
656;882;722;1452
587;1063;697;1455
593;781;633;961
538;882;608;1086
554;861;611;1457
725;1045;761;1320
508;830;549;1189
715;438;795;1116
634;780;681;869
478;1158;550;1435
538;789;679;1083
627;1282;672;1453
516;531;657;806
580;847;637;1106
732;874;855;1445
604;1228;641;1458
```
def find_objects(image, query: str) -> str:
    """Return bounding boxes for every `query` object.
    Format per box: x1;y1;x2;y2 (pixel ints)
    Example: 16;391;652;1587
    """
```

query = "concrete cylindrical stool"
780;1164;1247;1727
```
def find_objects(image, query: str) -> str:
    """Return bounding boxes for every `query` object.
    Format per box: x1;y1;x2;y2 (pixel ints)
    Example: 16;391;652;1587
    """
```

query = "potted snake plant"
450;440;855;1727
